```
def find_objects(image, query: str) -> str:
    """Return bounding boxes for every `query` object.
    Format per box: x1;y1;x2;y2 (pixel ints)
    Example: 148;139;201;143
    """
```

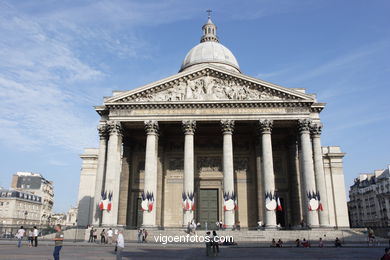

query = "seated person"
302;238;310;248
335;237;342;247
295;239;300;247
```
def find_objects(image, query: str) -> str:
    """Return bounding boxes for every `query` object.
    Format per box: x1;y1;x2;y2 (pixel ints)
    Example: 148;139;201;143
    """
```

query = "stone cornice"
103;100;315;110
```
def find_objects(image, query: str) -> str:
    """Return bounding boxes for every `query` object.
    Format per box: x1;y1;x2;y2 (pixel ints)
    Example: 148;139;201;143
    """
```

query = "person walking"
33;226;39;247
107;228;113;244
212;230;220;256
116;230;125;260
93;229;97;243
142;229;148;243
88;227;94;243
100;229;106;244
205;231;212;256
53;224;64;260
137;229;142;243
16;226;25;248
28;229;34;247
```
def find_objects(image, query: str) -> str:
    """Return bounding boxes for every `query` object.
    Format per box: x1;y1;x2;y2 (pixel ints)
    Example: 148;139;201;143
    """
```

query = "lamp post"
74;219;78;242
24;211;28;225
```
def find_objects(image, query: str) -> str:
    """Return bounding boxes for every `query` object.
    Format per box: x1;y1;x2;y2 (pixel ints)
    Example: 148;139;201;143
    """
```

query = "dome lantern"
179;11;240;73
200;10;219;43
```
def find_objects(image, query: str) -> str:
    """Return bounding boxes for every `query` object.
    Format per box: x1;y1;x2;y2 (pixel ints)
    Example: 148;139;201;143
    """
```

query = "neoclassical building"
77;16;349;229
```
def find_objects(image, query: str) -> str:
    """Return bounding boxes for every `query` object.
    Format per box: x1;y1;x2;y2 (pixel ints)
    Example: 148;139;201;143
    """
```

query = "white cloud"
0;2;101;152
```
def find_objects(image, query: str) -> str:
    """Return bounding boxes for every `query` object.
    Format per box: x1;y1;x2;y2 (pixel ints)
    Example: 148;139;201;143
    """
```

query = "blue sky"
0;0;389;213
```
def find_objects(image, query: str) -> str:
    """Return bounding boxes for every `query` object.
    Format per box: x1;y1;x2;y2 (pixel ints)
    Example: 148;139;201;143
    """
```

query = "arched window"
208;28;211;34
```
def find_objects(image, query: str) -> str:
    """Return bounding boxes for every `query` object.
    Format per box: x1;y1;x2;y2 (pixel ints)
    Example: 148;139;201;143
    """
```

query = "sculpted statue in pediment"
131;76;284;102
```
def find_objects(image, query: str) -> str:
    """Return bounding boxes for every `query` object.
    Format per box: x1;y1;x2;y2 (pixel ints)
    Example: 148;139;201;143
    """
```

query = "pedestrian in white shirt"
16;226;25;248
116;230;124;260
107;228;113;244
33;226;39;247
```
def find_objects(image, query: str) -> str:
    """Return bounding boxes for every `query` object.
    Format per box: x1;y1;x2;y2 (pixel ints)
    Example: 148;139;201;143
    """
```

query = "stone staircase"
43;228;380;244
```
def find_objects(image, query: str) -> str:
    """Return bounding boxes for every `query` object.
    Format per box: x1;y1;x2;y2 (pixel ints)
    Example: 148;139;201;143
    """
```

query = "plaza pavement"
0;240;387;260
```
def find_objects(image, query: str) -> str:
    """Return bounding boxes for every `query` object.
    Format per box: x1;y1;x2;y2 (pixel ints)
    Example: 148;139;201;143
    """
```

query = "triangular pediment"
105;65;315;104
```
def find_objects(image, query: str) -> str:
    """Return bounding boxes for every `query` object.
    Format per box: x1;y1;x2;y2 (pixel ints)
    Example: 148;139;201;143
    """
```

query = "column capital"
310;122;323;136
182;120;196;135
259;119;273;134
97;123;109;140
107;121;123;136
221;120;235;134
298;118;312;133
144;120;159;135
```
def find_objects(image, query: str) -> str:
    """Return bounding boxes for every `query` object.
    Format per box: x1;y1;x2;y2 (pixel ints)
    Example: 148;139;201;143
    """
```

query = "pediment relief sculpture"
121;76;291;102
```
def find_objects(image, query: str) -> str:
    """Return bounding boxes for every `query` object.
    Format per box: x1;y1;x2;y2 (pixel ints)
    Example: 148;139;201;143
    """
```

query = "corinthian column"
182;120;196;227
259;119;277;228
298;119;319;228
102;121;123;226
91;123;109;226
221;120;235;229
311;123;330;227
142;120;159;228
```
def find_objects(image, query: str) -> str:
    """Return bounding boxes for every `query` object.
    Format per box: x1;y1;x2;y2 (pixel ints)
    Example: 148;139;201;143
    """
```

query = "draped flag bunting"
107;192;113;211
307;191;321;211
99;190;112;211
223;192;237;211
99;191;106;211
182;192;195;211
141;191;154;212
276;196;283;211
265;191;279;211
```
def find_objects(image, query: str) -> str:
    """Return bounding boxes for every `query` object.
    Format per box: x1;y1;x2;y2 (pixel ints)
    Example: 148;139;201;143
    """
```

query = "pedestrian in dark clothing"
88;228;94;243
335;237;342;247
381;247;390;260
212;230;220;256
205;231;212;256
100;229;106;244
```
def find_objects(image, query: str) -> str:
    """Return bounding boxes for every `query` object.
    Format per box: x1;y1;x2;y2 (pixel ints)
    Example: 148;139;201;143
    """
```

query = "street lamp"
74;219;78;242
24;211;28;225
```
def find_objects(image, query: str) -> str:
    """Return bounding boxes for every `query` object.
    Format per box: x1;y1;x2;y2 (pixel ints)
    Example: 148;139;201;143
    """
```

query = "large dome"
180;42;240;73
179;16;240;73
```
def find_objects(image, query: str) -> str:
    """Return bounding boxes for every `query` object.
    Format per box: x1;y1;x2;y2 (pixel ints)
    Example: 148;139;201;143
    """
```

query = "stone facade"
348;165;390;227
0;189;42;225
76;17;350;230
11;172;54;225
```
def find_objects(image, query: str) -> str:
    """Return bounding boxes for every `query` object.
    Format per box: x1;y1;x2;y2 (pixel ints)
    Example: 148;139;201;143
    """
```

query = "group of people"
88;227;116;244
293;237;342;248
205;230;220;257
295;238;311;248
87;226;125;259
186;219;199;234
15;226;39;248
137;229;148;243
271;238;284;247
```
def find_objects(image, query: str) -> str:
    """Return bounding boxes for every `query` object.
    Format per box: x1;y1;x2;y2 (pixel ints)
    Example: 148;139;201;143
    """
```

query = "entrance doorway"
198;189;219;230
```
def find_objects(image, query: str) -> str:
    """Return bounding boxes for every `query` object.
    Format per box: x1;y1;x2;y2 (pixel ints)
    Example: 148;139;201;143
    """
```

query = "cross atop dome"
207;9;212;19
201;9;219;43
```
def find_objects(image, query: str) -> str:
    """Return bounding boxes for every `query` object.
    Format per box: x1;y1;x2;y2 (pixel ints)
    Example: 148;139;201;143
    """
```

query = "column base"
264;225;278;230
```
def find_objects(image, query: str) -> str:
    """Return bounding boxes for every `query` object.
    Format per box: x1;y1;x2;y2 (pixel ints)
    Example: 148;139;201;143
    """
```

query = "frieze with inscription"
197;156;222;172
